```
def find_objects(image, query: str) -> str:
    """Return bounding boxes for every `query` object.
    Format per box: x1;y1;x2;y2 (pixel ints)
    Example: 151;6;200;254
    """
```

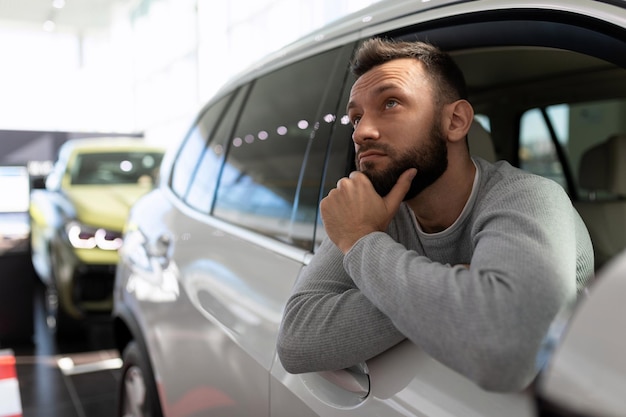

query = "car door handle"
319;363;370;398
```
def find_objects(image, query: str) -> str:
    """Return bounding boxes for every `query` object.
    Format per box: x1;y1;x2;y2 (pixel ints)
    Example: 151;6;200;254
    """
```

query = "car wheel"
119;341;163;417
46;243;84;339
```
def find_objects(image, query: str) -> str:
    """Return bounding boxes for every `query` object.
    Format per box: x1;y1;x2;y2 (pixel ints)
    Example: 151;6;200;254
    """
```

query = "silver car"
113;0;626;416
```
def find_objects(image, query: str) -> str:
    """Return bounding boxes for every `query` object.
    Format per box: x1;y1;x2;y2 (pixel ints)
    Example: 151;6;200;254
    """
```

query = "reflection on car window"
316;83;356;248
71;152;163;185
185;89;247;213
520;98;626;199
212;47;345;248
519;108;566;188
170;93;232;197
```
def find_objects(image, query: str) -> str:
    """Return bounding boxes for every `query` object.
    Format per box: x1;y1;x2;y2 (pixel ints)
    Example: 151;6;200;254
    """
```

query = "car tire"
46;243;85;340
118;341;164;417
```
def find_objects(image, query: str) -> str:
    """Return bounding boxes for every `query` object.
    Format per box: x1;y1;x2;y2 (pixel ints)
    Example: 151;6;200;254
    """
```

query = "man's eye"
352;116;361;126
385;100;398;109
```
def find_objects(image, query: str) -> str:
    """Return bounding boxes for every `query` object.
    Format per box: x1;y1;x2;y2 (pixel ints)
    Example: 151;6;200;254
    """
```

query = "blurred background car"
30;137;165;338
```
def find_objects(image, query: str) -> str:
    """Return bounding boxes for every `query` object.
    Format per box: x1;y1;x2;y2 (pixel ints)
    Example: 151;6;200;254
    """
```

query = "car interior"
382;9;626;274
575;134;626;267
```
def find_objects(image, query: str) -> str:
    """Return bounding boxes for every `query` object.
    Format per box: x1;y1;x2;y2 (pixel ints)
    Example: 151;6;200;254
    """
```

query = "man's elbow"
467;346;539;392
276;329;311;374
472;366;537;393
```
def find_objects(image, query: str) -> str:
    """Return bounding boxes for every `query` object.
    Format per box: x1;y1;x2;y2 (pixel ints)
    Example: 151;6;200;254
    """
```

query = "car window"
212;46;348;249
519;98;626;200
185;88;248;213
169;92;234;198
71;151;163;185
315;78;357;247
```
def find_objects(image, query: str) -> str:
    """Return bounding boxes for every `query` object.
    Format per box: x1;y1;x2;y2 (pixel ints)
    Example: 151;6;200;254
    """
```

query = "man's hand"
321;168;417;253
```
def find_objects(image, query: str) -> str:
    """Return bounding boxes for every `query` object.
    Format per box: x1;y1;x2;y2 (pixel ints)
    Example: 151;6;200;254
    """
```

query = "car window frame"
210;44;356;251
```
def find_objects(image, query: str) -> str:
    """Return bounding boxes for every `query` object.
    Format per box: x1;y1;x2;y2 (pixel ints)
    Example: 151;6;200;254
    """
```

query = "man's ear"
444;99;474;143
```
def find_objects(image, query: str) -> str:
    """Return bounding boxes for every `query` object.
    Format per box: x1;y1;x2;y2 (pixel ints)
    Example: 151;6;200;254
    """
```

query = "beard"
357;121;448;201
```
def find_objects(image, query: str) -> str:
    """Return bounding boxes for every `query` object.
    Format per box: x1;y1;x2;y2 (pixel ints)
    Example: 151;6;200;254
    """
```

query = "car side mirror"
535;250;626;416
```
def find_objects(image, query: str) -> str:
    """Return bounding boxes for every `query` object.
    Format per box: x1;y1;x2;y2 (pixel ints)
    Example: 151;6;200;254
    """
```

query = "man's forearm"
277;238;405;373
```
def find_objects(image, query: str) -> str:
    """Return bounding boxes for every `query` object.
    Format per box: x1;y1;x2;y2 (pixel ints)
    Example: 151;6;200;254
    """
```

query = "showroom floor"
1;279;120;417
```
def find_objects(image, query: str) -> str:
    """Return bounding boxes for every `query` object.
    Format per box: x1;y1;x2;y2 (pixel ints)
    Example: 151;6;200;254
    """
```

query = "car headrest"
468;119;496;162
579;134;626;196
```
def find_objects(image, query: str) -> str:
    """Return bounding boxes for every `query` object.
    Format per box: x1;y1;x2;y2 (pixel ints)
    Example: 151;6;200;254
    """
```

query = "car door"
134;43;354;416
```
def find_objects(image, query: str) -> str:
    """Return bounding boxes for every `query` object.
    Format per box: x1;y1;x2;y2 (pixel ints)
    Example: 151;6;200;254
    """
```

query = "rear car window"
169;92;234;198
212;46;347;249
520;98;626;201
185;89;247;213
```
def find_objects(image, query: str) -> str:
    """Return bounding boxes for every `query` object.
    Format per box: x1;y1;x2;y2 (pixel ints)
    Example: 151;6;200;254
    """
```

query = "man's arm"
277;169;415;373
276;236;406;374
278;169;580;392
345;179;578;392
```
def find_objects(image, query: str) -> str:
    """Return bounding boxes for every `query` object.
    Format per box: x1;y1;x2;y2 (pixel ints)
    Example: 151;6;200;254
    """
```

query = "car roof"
212;0;626;103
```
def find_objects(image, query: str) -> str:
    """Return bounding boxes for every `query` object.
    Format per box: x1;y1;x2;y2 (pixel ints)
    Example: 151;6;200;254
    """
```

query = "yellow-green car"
30;138;165;338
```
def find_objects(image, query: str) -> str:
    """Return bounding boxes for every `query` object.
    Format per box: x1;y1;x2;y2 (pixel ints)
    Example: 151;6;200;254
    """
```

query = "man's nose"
352;115;379;145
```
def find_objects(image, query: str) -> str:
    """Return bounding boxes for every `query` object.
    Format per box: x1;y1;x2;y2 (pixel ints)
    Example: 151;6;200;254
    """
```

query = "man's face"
347;58;448;200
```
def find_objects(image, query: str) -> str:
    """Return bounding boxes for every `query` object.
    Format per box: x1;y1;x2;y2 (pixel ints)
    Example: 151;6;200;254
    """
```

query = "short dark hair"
350;38;468;105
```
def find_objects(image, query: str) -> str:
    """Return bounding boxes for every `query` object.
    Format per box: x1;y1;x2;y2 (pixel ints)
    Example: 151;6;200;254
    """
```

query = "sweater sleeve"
276;236;406;374
344;178;579;392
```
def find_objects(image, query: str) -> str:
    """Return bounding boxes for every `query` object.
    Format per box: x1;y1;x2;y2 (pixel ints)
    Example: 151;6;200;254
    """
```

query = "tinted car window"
170;93;233;197
315;80;357;247
520;98;626;200
71;152;163;185
213;46;348;248
185;88;248;213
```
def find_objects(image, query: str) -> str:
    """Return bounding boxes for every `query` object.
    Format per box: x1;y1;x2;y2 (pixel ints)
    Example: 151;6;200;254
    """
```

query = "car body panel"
118;188;305;416
270;340;536;417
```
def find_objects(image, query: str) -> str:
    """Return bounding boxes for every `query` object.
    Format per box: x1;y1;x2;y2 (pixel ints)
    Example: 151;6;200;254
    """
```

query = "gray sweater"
277;157;594;392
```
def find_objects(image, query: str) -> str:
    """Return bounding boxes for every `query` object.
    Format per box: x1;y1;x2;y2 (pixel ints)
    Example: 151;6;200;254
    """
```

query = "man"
276;38;594;392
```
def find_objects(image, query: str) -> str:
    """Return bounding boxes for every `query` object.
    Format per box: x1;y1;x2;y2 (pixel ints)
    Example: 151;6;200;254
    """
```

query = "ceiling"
0;0;132;33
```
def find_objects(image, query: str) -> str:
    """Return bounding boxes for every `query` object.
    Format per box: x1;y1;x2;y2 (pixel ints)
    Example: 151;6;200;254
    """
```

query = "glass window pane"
520;99;626;199
316;85;356;247
566;99;626;199
186;88;247;213
169;94;232;197
213;47;345;247
519;108;566;188
72;152;163;185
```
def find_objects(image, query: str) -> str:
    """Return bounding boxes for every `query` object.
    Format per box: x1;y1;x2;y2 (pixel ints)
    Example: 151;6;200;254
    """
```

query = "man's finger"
383;168;417;210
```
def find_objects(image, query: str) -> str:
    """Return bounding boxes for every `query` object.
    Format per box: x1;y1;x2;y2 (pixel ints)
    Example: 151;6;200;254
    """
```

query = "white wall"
125;0;381;147
0;0;380;148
